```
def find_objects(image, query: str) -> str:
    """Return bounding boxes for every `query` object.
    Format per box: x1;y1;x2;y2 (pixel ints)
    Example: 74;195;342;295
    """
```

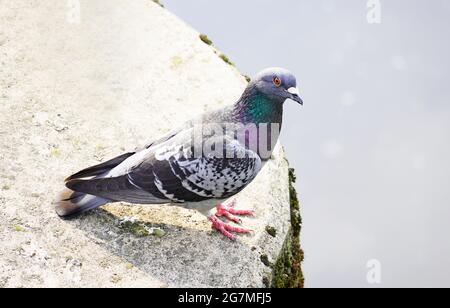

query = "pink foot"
215;200;255;224
208;215;252;241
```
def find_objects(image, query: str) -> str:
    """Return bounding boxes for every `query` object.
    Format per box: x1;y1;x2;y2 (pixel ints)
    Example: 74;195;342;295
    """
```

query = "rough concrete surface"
0;0;292;287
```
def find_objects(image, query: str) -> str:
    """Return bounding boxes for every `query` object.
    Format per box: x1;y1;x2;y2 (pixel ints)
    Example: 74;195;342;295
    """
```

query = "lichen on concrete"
265;226;277;238
152;0;164;8
198;33;250;81
199;34;213;46
260;254;272;267
219;53;235;66
119;217;151;237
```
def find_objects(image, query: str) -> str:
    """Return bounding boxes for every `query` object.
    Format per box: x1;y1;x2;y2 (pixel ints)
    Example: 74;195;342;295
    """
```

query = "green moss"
265;226;277;238
119;220;150;237
260;254;272;267
152;0;164;8
118;218;166;238
151;228;166;237
219;54;235;66
199;34;213;46
197;34;235;68
270;167;305;288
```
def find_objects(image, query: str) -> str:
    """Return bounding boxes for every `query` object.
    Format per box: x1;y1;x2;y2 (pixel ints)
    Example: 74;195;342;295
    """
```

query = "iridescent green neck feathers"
232;86;284;125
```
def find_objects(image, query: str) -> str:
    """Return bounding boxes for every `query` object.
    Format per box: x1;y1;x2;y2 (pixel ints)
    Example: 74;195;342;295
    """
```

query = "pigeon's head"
252;67;303;105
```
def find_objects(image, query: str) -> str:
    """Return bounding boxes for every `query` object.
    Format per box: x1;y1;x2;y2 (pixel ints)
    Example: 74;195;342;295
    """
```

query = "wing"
66;130;262;204
65;152;135;181
128;135;263;202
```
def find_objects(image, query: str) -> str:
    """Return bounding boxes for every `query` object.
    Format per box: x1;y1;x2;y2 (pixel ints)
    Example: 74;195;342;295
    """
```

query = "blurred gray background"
164;0;450;287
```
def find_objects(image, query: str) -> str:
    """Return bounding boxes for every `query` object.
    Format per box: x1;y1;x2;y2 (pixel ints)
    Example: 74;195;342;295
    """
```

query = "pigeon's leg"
215;199;255;224
208;215;252;241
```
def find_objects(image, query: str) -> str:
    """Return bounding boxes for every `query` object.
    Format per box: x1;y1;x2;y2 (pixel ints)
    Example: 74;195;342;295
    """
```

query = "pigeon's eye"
273;77;282;87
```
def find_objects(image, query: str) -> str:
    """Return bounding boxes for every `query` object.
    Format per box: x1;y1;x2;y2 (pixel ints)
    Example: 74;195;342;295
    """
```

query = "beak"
287;87;303;105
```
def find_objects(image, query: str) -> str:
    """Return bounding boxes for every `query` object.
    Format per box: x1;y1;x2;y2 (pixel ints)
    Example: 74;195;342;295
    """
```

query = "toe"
227;208;255;216
224;224;252;234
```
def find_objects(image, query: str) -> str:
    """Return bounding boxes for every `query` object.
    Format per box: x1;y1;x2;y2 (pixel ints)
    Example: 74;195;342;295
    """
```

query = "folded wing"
66;132;262;204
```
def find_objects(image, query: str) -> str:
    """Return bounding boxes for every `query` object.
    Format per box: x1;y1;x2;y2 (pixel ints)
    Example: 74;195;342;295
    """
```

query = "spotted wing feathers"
65;135;262;204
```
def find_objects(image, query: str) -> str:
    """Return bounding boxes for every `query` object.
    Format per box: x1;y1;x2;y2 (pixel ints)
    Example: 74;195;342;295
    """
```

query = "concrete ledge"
0;0;301;287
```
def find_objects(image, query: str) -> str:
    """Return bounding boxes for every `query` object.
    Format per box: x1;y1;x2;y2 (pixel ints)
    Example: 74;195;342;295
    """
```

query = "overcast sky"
164;0;450;287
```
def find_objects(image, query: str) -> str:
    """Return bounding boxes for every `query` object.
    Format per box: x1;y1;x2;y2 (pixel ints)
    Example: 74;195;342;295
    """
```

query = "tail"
55;152;135;217
55;187;111;218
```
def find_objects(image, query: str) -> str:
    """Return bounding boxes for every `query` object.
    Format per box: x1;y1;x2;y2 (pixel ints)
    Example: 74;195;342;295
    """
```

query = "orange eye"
273;77;282;87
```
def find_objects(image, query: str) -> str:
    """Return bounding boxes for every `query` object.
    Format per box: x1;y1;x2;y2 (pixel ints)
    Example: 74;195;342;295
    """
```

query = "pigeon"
55;67;303;240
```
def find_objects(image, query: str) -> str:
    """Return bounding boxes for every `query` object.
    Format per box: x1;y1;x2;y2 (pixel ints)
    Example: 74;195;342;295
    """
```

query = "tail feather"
57;152;135;217
55;188;111;218
65;152;135;181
